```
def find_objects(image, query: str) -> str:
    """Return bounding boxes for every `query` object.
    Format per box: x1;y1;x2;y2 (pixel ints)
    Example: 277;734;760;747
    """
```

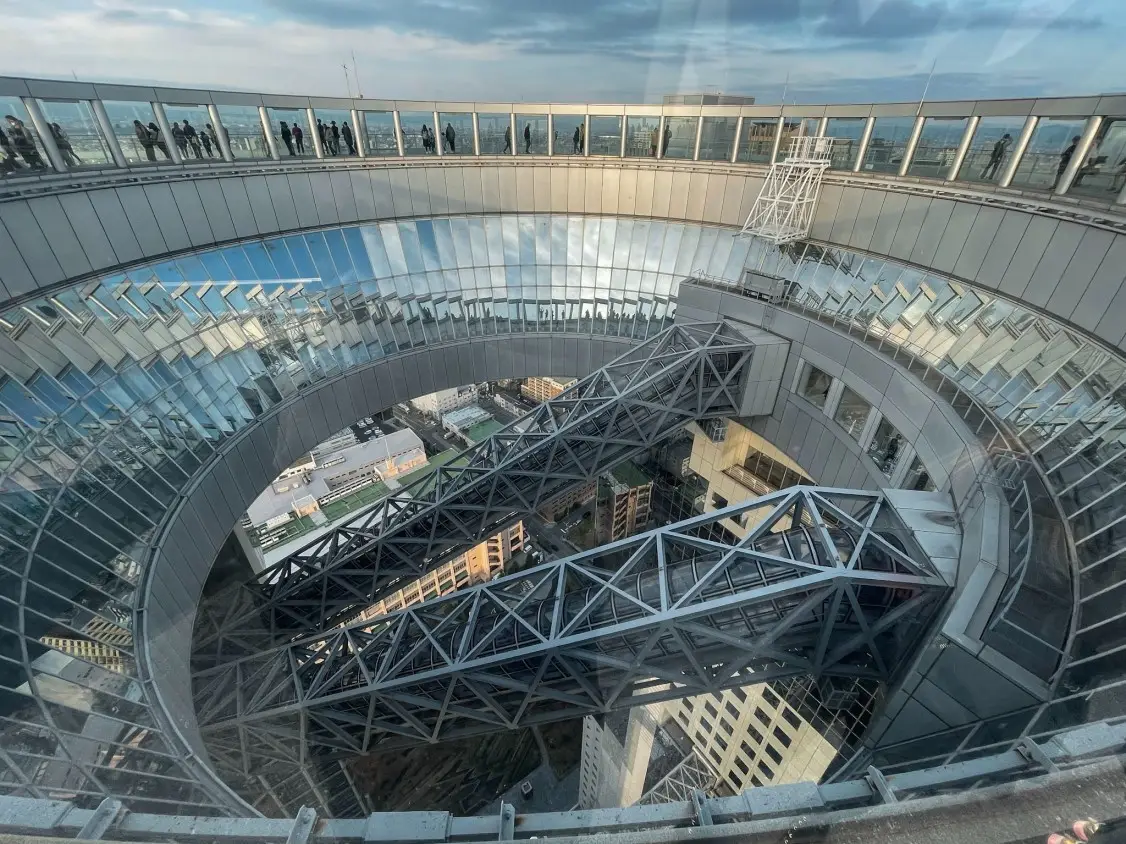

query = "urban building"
520;376;576;403
663;92;756;105
595;462;653;543
411;385;479;417
40;618;133;675
538;480;598;521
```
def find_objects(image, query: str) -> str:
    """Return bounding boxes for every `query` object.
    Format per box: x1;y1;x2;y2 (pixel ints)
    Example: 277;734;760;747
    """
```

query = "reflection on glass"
163;104;217;162
907;117;968;178
867;417;904;477
904;456;934;491
516;114;548;154
957;116;1025;184
265;107;313;158
1069;118;1126;198
825;118;866;169
102;100;163;164
35;100;112;168
399;111;435;156
558;115;586;154
625;115;660;157
477;112;511;154
833;387;871;441
738;119;778;163
1010;117;1087;191
799;363;832;409
361;110;399;156
437;112;473;155
0;96;49;173
662;116;696;159
699;117;737;161
861;116;915;173
588;116;621;156
313;108;356;156
214;104;267;159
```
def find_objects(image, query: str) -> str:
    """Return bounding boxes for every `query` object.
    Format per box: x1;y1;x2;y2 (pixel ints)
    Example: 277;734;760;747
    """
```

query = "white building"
411;385;478;416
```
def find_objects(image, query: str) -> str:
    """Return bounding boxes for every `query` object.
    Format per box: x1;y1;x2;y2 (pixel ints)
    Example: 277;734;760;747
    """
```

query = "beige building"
520;376;576;403
41;618;133;675
411;385;478;416
538;480;596;522
596;463;653;543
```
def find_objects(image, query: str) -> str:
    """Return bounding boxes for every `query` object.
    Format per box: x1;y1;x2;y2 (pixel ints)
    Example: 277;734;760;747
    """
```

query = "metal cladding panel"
330;171;360;223
532;167;551;213
368;170;396;219
996;215;1059;299
144;182;193;254
616;167;638;215
828;186;862;246
702;173;727;223
601;167;621;216
929;202;979;275
584;168;603;215
216;179;260;240
498;165;519;211
909;197;955;268
27;196;93;280
56;192;117;269
567;168;586;213
265;173;301;231
515;167;535;213
549;167;569;214
809;182;843;242
866;190;907;257
635;169;656;216
280;171;316;229
243;175;281;235
1022;221;1085;309
736;174;760;225
851;189;886;251
686;171;711;223
975;210;1030;285
651;170;674;218
167;181;215;247
224;447;263;510
87;189;145;267
883;373;931;440
1;201;65;288
1076;237;1126;335
309;172;339;227
443;167;468;214
0;220;35;299
953;206;1005;281
888;195;930;260
844;343;895;396
348;171;377;222
480;166;502;212
1095;273;1126;348
1048;227;1115;319
387;169;413;218
718;174;744;226
920;405;968;465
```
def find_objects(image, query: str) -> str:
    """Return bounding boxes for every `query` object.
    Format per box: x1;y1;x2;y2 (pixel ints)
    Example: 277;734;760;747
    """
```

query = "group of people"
420;122;459;153
132;118;225;162
2;115;87;172
501;123;534;154
277;119;356;156
979;131;1125;191
649;124;672;157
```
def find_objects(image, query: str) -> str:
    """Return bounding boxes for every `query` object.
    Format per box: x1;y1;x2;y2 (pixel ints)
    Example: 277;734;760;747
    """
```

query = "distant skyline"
1;0;1123;103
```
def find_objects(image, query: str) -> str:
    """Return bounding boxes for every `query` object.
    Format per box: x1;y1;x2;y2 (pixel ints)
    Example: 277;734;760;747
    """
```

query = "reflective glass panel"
699;117;737;161
559;116;586;155
738;119;778;163
1011;117;1087;190
662;117;697;159
956;116;1026;184
0;97;49;173
907;117;968;178
861;116;915;173
162;104;217;163
867;417;904;477
214;104;268;159
265;107;314;158
623;115;659;158
834;387;872;442
515;114;548;155
825;117;866;169
477;112;511;154
35;99;112;168
437;112;473;155
313;108;357;156
102;100;163;165
904;456;935;491
360;110;399;156
1069;117;1126;198
588;116;622;156
799;363;832;409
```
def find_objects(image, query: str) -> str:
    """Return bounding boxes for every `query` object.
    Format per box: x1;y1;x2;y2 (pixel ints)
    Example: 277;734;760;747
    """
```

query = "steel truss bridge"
194;487;950;788
195;322;764;663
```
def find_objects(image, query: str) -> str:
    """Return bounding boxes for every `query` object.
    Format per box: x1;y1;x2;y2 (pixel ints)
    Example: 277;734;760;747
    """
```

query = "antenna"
779;72;789;113
342;63;353;99
917;59;937;115
352;50;363;98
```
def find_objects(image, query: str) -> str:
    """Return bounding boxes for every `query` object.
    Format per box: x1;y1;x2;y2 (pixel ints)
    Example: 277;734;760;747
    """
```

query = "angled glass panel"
477;112;512;154
861;116;915;173
834;387;871;442
516;113;548;154
956;116;1025;184
0;97;49;173
738;119;778;163
162;103;215;163
907;117;968;179
214;104;268;159
35;99;112;168
399;110;436;156
312;108;357;156
867;417;904;477
360;110;399;156
825;118;866;169
588;116;622;156
625;114;661;158
265;107;313;158
1068;117;1126;198
102;100;164;165
662;116;697;159
1011;117;1087;191
437;112;473;155
699;117;737;161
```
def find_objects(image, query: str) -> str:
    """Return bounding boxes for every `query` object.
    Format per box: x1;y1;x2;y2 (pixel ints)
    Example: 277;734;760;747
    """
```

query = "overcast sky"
1;0;1122;104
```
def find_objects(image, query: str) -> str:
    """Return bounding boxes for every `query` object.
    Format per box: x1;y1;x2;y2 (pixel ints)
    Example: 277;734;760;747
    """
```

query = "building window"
684;699;694;711
758;761;774;778
733;687;748;702
904;455;935;491
765;744;783;765
730;774;744;790
834;386;871;442
711;492;729;510
725;701;740;719
782;708;802;729
773;726;792;748
751;775;764;788
867;417;904;477
709;748;723;765
762;687;780;707
754;707;771;727
704;701;719;718
735;757;749;774
701;717;713;732
715;734;729;751
799;363;832;409
741;726;764;750
719;718;733;735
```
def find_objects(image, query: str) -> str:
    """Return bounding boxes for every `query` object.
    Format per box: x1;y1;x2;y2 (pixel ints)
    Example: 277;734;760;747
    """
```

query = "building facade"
595;463;653;543
520;377;577;403
411;386;479;417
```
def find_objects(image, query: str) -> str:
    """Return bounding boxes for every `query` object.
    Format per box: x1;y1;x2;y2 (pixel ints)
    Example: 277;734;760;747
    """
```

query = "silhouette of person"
503;125;511;153
205;123;223;156
171;122;187;158
5;116;45;168
280;121;295;155
650;126;658;156
445;122;455;153
573;125;581;154
147;121;171;159
524;123;531;154
330;120;340;155
663;124;671;156
317;118;327;149
200;127;214;157
341;121;355;155
1056;135;1081;187
293;123;304;154
133;119;156;162
49;123;82;166
182;120;201;158
981;133;1011;180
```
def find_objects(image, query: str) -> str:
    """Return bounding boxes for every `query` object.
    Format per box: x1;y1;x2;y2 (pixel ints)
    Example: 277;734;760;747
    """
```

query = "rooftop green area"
610;460;652;489
465;419;505;443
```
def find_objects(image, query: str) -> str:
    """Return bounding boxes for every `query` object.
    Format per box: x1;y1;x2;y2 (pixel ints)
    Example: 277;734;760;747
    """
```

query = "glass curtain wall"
825;118;866;169
265;107;313;158
699;117;737;161
739;119;778;163
313;108;355;156
662;116;697;159
587;116;621;156
625;115;660;157
437;112;473;155
102;100;163;164
34;99;113;168
0;96;49;172
360;110;399;156
214;104;267;159
957;116;1026;184
476;112;511;154
162;103;217;162
1010;117;1088;191
1069;117;1126;197
516;114;548;154
558;115;586;154
861;116;916;173
907;117;968;178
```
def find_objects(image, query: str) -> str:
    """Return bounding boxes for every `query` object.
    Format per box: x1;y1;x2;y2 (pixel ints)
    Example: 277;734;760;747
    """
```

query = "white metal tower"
740;135;834;244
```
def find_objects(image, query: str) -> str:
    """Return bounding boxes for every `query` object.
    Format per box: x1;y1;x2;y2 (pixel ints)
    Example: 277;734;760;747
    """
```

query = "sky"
0;0;1123;104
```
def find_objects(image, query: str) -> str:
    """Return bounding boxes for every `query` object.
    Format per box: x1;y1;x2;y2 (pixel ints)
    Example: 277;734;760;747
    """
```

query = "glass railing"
0;77;1122;208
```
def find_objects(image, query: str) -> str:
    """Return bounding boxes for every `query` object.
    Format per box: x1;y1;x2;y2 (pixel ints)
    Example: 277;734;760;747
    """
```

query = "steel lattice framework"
637;750;719;805
197;322;760;661
740;136;833;245
194;487;951;781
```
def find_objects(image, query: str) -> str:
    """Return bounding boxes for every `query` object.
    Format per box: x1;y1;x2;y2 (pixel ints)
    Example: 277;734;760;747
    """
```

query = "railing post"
583;113;590;157
731;115;743;163
656;115;666;160
620;114;627;158
692;114;703;161
546;114;554;156
472;112;481;156
90;99;127;169
351;108;366;157
434;110;443;157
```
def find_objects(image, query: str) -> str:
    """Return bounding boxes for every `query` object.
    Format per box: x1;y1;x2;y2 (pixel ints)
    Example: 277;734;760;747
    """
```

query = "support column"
946;115;978;181
852;117;875;173
350;108;366;157
583;114;590;157
472;112;481;156
208;104;234;162
730;115;743;163
547;114;554;156
511;113;518;157
392;111;405;156
90;99;127;168
692;115;703;161
816;116;828;137
656;115;666;160
21;97;67;172
897;114;926;177
769;115;784;163
1054;115;1102;195
307;107;324;158
154;102;184;164
434;110;443;156
256;106;279;160
999;115;1038;187
619;115;627;158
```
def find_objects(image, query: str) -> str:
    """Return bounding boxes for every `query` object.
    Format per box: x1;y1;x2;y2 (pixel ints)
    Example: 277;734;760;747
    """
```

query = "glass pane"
162;104;216;163
360;110;398;156
867;417;904;477
662;117;697;159
907;117;968;179
477;112;511;154
265;107;313;158
435;112;472;155
738;119;777;163
861;116;916;173
904;456;935;491
36;100;112;168
1;97;49;173
799;363;832;409
560;116;586;155
834;387;872;442
699;117;737;161
102;100;163;165
313;108;357;156
625;115;660;158
825;118;866;169
1011;117;1087;191
516;114;548;155
214;104;268;159
588;116;621;156
957;116;1025;184
1066;117;1126;198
